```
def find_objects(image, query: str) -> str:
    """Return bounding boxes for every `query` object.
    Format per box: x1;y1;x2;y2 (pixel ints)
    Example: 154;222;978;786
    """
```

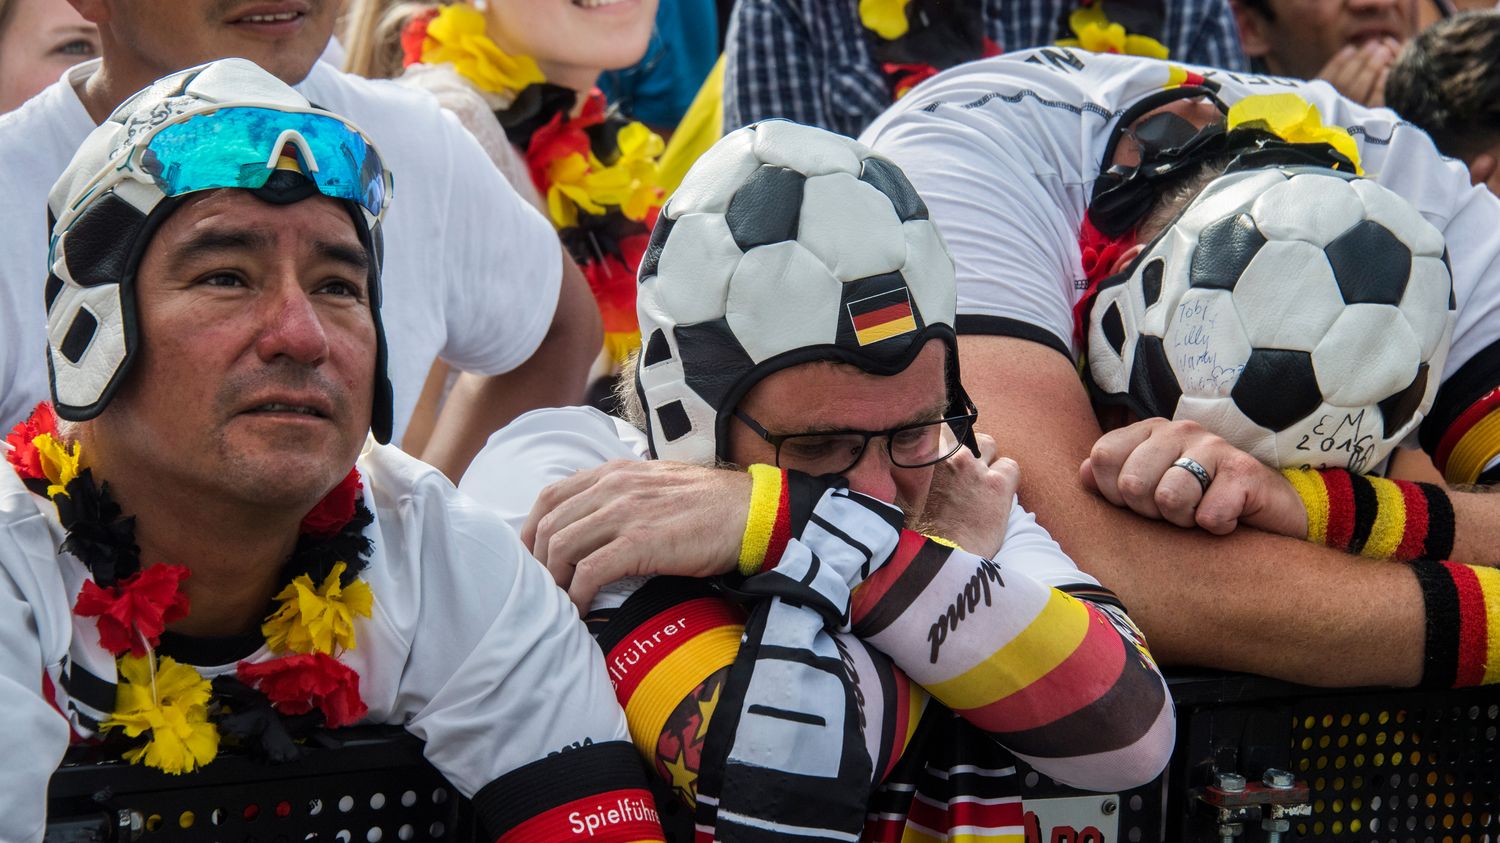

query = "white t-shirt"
0;60;563;444
859;50;1500;417
460;406;1100;597
0;441;631;841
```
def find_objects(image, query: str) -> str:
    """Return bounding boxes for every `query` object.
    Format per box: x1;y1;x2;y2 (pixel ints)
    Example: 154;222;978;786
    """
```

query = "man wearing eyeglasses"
460;122;1173;841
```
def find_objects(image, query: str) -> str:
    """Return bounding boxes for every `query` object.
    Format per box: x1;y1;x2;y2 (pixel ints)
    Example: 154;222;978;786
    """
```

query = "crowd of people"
2;0;1499;840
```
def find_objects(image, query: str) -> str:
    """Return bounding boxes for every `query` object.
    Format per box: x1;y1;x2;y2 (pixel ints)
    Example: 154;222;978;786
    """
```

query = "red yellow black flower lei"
5;402;375;773
858;0;1002;103
403;4;664;367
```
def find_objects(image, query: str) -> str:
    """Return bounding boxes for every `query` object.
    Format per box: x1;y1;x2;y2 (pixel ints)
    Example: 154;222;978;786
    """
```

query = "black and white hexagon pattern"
1087;167;1455;471
636;120;955;465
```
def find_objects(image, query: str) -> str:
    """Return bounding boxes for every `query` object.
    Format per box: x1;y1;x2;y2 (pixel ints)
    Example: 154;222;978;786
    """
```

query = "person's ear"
1468;152;1498;191
1230;0;1272;58
1109;243;1147;276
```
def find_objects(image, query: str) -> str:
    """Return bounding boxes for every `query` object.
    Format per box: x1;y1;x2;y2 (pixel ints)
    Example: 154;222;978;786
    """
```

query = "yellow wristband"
1281;468;1329;545
739;464;784;576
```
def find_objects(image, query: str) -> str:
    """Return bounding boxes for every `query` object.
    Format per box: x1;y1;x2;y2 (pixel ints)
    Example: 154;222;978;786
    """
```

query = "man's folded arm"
735;466;1175;791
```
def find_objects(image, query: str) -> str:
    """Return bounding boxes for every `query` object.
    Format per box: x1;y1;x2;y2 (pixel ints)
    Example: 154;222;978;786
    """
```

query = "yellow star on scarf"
696;681;721;742
664;747;698;800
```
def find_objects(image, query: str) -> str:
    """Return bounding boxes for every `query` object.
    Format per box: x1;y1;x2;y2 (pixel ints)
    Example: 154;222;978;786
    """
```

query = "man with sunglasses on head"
854;47;1500;691
0;0;603;480
461;122;1173;841
1;60;662;841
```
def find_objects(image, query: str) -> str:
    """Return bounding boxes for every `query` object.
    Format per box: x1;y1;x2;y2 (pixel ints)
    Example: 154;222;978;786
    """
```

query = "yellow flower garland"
1227;93;1364;174
104;655;219;775
1058;3;1169;60
420;4;545;96
860;0;913;39
33;433;80;498
262;561;374;655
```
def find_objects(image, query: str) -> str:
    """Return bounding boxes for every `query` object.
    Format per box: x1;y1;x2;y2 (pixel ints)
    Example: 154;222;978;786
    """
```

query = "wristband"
1411;560;1500;688
1280;468;1454;562
738;465;790;576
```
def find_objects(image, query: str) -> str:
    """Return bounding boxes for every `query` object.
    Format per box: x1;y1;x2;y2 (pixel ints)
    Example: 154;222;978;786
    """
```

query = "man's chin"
218;427;360;507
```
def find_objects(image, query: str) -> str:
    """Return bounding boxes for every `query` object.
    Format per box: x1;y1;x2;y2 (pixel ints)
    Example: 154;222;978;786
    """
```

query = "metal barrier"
45;727;471;842
43;676;1500;842
1021;673;1500;843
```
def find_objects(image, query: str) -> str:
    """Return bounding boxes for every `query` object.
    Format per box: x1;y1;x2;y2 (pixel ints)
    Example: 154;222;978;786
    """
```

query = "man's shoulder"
0;467;72;615
359;441;527;542
460;407;647;533
466;407;648;486
0;73;95;199
295;63;450;140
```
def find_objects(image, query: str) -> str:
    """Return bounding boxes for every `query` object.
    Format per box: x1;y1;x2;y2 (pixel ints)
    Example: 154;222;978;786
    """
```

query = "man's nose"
843;440;900;504
254;279;329;366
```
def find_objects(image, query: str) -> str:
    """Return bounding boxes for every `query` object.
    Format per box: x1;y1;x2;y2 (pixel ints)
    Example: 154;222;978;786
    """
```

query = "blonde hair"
341;0;445;79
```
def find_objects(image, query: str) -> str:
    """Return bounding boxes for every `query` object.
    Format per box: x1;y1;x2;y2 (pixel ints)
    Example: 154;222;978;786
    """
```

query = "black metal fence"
44;674;1500;842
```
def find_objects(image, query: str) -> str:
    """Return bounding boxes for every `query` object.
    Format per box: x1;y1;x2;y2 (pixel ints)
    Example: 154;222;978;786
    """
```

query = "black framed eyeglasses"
733;409;979;476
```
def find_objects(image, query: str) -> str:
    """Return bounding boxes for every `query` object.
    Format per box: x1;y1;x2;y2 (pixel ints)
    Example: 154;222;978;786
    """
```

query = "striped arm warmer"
1282;468;1454;561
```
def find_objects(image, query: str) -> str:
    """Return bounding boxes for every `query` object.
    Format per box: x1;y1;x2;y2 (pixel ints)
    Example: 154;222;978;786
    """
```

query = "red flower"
74;564;191;657
6;402;58;481
399;7;440;68
300;468;362;537
582;253;640;335
237;653;367;728
1072;215;1137;347
525;90;608;196
884;62;939;100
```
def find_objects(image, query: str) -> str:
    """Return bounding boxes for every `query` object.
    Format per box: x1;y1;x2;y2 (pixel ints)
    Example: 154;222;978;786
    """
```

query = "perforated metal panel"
1169;675;1500;843
46;728;474;843
1290;698;1500;841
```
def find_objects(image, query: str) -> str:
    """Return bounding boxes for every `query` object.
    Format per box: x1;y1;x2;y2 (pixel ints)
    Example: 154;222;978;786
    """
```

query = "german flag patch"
847;288;918;346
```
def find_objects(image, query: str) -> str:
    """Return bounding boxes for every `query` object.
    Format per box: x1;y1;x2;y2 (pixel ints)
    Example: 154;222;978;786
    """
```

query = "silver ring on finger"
1170;456;1212;494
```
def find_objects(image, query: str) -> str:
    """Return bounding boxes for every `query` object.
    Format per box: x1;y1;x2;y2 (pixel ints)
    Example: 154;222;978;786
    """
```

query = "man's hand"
919;433;1019;558
1080;418;1308;538
1317;37;1401;107
523;460;750;611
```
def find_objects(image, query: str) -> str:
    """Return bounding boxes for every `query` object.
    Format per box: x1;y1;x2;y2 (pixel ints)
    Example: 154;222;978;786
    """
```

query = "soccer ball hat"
44;58;397;442
1084;164;1455;471
633;120;979;465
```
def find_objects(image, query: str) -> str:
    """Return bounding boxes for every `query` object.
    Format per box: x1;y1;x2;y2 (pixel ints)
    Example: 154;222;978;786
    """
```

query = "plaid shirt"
723;0;1248;137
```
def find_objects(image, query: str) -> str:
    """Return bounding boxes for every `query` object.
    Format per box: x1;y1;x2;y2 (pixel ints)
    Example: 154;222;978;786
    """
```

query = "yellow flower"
32;433;80;498
546;152;605;228
1228;93;1363;174
103;654;218;775
859;0;912;39
613;122;667;222
1058;3;1169;60
422;4;544;96
262;561;374;655
546;124;666;227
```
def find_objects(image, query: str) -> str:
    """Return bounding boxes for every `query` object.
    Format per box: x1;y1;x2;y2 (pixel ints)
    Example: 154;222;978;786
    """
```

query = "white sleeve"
397;487;630;798
865;104;1087;359
993;497;1101;589
459;407;645;534
0;485;73;842
434;107;563;376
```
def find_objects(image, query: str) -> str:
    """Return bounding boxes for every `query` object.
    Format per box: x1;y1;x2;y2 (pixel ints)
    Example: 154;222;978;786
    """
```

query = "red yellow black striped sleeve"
1420;341;1500;486
739;468;1174;792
